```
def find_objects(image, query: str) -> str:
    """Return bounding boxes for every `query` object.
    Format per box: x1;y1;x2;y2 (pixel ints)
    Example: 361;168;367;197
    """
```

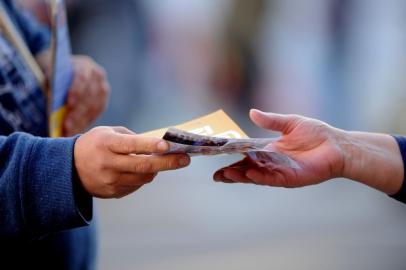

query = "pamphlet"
144;110;300;169
143;110;248;139
163;127;299;169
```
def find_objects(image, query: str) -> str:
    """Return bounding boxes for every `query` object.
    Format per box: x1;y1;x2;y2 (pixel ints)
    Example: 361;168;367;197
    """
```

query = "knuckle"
115;126;127;131
98;156;111;171
98;133;112;149
75;72;87;84
96;66;107;77
101;83;111;95
116;139;131;153
134;162;153;174
159;157;176;170
138;139;156;153
168;157;179;169
93;135;106;150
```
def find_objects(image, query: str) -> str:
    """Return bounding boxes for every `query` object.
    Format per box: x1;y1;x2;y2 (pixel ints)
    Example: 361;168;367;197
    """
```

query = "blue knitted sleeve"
0;132;92;237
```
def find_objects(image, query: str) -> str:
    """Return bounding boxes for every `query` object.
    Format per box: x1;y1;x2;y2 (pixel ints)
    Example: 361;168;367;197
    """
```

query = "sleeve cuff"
389;135;406;204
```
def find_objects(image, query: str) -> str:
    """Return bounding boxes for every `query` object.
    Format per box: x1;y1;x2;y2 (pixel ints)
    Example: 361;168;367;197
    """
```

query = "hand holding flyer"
144;110;300;170
162;127;300;169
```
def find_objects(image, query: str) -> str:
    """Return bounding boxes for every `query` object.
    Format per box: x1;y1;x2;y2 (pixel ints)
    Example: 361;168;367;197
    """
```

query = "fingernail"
179;156;190;167
157;141;169;152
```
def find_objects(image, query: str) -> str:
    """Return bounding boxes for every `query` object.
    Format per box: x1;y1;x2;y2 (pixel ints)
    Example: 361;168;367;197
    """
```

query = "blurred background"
20;0;406;269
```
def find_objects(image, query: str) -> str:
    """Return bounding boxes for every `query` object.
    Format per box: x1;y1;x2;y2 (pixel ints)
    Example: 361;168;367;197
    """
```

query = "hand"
74;126;191;198
214;109;346;188
214;109;403;194
64;56;110;136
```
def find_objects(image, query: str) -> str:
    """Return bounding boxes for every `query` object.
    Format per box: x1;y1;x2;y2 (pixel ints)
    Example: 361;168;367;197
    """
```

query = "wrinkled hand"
74;126;191;198
214;109;346;188
64;56;110;137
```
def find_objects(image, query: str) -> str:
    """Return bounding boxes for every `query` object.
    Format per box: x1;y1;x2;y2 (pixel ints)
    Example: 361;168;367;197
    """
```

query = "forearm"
340;131;403;195
0;133;92;237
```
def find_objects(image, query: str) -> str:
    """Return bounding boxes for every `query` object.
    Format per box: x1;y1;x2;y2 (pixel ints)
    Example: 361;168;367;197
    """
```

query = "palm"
273;119;344;187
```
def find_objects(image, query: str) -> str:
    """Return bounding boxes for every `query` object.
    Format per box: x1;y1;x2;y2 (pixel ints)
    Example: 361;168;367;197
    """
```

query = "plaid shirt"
0;0;50;136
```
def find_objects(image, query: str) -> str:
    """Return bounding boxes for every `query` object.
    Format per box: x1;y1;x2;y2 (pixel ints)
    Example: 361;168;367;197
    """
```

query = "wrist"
340;131;403;195
339;130;363;181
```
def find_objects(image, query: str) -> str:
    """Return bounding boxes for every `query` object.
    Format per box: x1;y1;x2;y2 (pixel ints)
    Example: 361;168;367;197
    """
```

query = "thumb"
249;109;299;134
112;126;136;135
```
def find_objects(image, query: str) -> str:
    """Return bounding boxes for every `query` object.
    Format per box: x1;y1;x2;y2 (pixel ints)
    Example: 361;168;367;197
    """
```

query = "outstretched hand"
214;109;347;188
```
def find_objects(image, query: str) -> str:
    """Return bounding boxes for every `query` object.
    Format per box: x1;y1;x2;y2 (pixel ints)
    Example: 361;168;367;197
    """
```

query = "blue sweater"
0;133;91;237
0;1;95;269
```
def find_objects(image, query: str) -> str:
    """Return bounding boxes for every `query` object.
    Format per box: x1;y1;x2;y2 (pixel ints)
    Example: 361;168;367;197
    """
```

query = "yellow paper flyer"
143;110;248;139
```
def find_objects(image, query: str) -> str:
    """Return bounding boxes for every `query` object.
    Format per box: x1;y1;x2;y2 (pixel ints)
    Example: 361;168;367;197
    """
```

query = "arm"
340;131;403;195
214;109;404;197
0;132;91;237
1;127;191;238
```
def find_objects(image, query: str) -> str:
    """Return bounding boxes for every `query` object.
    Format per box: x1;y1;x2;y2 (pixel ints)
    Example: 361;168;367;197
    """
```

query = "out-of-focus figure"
211;0;267;110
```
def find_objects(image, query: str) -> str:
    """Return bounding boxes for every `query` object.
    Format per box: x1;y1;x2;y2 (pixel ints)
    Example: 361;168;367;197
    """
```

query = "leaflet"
144;110;300;169
163;127;300;169
143;109;248;139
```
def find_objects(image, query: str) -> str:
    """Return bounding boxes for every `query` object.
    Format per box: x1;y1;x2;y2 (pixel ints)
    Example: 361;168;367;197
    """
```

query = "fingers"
118;172;156;187
215;167;283;186
224;168;252;183
106;172;158;199
245;168;286;187
214;161;298;188
108;133;170;154
213;170;235;183
250;109;300;134
64;106;90;136
112;154;191;174
64;56;110;136
213;158;256;184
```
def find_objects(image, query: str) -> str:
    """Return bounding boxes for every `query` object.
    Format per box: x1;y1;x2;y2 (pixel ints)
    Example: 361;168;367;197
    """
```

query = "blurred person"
0;0;191;269
214;109;406;204
342;0;406;131
255;0;332;121
212;0;267;109
68;0;150;125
